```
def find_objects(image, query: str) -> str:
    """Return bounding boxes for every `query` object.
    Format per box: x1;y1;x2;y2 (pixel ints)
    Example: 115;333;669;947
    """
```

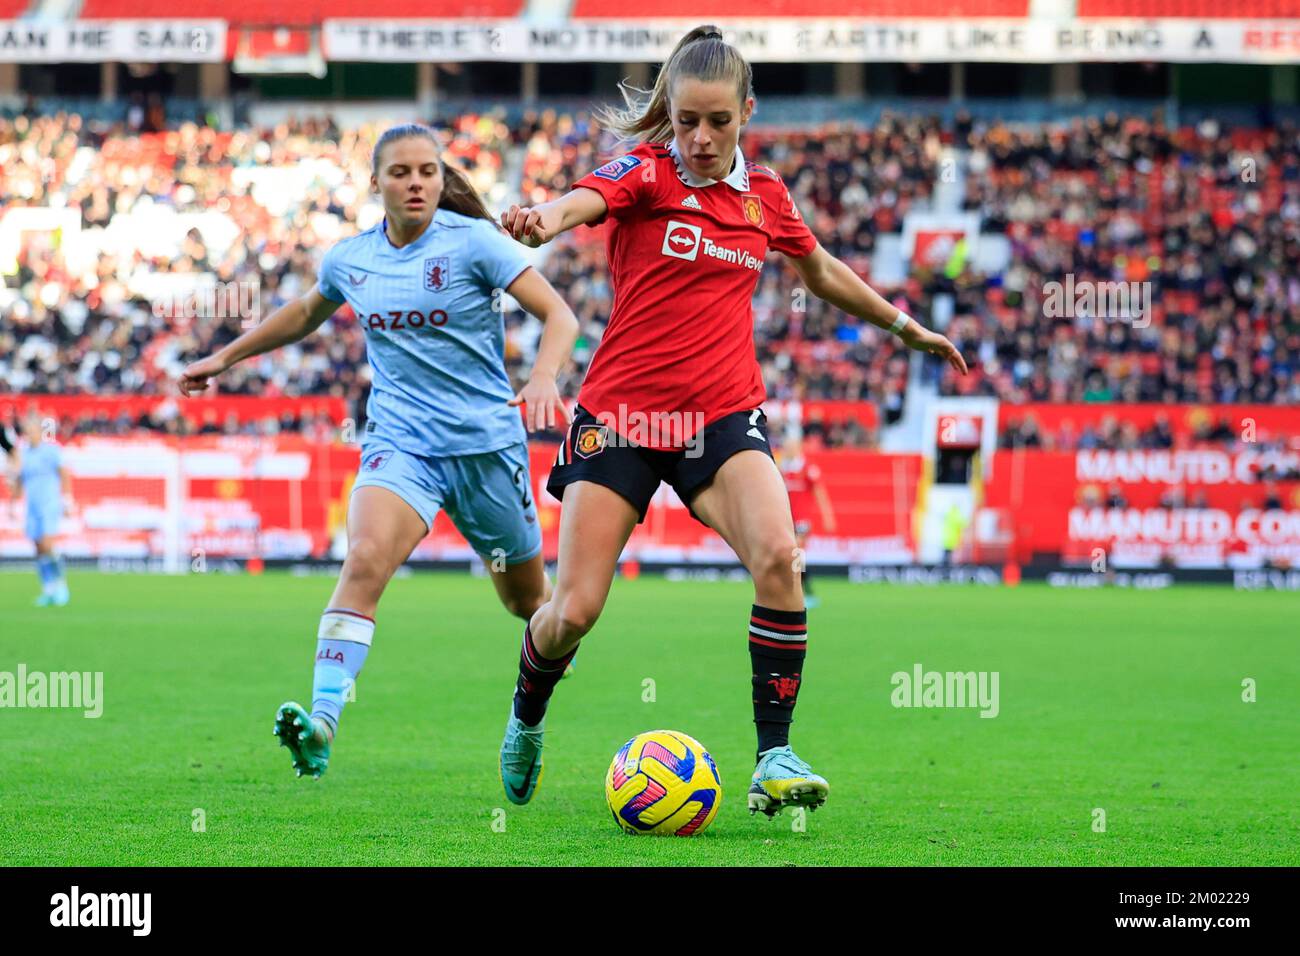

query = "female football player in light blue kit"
179;125;579;778
12;411;72;607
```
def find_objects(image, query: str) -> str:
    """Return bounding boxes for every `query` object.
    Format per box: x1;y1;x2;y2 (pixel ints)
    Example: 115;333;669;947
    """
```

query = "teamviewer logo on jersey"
662;221;702;261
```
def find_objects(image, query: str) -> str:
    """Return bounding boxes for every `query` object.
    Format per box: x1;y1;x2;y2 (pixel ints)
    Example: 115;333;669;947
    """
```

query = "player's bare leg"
529;481;637;658
484;551;552;621
483;552;572;674
690;450;803;609
327;486;429;618
276;487;427;777
501;481;637;804
691;450;829;815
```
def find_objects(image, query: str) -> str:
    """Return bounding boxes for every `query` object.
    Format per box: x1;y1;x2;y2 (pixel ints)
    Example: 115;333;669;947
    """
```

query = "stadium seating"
3;109;1297;446
1077;0;1300;15
942;113;1299;407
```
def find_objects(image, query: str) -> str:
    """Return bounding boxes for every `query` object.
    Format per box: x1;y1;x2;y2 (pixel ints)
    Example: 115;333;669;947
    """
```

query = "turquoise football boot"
273;702;331;779
51;581;70;606
747;745;829;817
500;710;545;805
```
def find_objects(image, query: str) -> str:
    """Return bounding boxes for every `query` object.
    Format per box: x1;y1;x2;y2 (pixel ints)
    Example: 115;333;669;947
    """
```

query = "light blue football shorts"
351;441;542;564
25;496;62;542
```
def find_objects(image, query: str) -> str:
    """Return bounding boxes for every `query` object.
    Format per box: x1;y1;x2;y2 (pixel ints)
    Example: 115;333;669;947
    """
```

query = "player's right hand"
501;204;553;248
899;325;969;376
178;355;229;397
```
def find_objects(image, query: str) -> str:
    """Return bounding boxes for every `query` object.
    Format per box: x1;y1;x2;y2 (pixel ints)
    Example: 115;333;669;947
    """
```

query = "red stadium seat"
572;0;1028;14
77;0;525;24
1078;0;1300;15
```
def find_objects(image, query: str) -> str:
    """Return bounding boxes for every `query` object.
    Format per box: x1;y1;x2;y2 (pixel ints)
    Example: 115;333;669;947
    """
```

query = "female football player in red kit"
497;25;967;815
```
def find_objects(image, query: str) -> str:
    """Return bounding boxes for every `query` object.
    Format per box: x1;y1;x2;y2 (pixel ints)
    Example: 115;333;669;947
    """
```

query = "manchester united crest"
574;424;609;459
424;257;449;292
741;193;764;227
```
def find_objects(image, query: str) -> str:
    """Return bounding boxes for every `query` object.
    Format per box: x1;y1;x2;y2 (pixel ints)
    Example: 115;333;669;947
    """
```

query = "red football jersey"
572;140;817;449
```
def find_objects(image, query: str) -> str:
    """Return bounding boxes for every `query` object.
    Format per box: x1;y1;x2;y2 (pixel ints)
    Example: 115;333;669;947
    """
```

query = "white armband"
889;312;911;335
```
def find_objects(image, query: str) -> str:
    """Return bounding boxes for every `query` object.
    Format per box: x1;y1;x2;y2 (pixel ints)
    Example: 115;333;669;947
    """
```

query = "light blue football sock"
36;555;55;591
311;608;375;735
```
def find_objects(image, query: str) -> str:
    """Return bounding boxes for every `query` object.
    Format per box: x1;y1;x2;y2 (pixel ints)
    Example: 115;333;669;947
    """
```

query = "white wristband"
889;312;911;335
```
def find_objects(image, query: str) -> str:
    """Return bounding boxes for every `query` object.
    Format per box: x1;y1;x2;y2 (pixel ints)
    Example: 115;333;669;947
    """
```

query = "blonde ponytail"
595;25;754;145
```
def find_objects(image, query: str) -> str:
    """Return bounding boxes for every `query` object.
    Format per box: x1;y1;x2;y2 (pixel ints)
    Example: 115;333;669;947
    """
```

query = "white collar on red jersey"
668;139;750;192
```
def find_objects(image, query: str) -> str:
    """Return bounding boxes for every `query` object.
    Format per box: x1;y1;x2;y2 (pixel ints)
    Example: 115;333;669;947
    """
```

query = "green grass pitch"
1;570;1296;866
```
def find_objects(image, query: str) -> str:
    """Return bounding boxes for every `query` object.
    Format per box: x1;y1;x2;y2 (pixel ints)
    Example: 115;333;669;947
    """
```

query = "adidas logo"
680;195;702;210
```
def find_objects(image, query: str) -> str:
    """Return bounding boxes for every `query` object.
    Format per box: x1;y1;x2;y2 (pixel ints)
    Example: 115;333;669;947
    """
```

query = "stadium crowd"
3;108;1298;448
946;112;1300;407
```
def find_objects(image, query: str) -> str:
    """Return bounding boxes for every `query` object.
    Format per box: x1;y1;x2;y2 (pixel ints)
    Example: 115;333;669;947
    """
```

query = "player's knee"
748;533;802;590
503;589;546;622
554;593;602;640
342;537;396;585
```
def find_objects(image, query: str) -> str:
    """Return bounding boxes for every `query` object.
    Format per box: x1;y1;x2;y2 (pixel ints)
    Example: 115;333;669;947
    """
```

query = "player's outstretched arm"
178;287;341;396
504;268;580;433
499;188;608;248
790;244;969;376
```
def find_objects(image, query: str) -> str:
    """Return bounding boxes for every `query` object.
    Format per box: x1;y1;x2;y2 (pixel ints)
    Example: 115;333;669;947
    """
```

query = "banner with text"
985;450;1300;569
0;20;226;63
320;19;1300;64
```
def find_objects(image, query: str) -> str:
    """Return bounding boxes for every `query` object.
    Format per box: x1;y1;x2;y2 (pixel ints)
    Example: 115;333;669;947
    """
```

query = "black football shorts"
546;405;774;524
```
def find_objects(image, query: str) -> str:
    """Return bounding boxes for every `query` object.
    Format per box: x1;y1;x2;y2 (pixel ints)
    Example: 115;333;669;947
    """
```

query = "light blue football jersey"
318;208;531;457
20;442;62;505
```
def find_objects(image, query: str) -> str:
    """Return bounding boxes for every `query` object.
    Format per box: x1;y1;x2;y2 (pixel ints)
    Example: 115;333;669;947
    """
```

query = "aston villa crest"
424;257;449;292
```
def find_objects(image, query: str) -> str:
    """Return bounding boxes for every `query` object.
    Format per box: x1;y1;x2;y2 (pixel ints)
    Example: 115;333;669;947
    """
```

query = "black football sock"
802;566;815;596
748;604;807;760
512;625;576;727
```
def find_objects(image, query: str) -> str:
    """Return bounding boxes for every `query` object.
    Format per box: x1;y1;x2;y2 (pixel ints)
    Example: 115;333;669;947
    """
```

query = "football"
604;730;722;836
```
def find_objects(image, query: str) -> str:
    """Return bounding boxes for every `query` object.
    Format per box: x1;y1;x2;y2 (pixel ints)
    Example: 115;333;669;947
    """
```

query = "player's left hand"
899;324;969;375
509;374;568;433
